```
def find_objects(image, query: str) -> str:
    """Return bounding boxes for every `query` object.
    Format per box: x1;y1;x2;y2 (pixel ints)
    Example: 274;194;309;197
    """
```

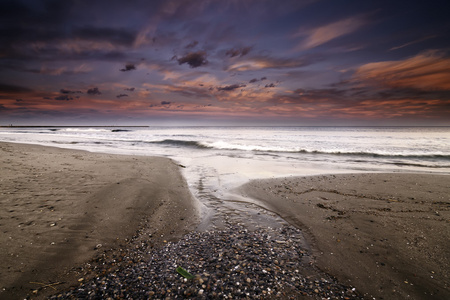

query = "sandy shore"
2;141;449;299
0;142;199;299
237;173;449;299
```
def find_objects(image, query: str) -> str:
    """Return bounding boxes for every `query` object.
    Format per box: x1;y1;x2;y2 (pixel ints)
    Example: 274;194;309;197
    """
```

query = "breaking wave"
144;139;450;161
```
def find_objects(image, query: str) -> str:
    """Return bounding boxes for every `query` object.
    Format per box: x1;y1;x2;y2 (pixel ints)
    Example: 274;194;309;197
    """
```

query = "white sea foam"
1;126;449;188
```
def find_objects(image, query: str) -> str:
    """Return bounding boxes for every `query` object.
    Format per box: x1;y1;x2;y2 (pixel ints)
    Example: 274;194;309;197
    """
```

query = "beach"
0;142;200;299
1;141;449;299
237;173;449;299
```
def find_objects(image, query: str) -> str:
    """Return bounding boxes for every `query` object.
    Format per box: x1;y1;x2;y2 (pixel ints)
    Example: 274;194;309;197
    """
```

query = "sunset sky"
1;0;449;126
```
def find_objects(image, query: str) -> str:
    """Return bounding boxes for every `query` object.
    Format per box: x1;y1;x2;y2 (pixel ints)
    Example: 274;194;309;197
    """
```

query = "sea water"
1;126;449;228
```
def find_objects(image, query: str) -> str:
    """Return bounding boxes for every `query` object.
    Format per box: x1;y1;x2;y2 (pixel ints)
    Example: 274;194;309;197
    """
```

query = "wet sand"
0;142;199;299
237;173;450;299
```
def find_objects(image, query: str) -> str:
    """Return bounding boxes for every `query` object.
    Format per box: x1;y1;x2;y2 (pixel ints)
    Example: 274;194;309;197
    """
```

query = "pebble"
50;224;362;299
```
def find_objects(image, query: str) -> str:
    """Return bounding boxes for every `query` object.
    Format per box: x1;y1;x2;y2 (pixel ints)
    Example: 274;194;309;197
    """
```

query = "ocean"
1;126;449;215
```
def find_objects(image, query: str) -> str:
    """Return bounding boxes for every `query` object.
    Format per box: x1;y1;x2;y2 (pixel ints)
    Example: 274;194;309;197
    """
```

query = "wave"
144;139;450;160
388;161;450;168
61;128;111;133
147;139;212;149
111;129;131;132
310;151;450;161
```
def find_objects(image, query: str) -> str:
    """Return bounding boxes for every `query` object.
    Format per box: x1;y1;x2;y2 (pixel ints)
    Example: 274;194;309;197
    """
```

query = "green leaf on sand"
176;266;194;279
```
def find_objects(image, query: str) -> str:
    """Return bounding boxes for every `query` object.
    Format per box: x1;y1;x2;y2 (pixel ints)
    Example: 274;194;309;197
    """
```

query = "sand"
0;142;199;299
2;141;449;299
237;173;450;299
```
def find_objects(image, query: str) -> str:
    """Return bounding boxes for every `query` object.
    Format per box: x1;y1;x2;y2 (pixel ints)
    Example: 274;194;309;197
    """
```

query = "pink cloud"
295;16;365;50
354;51;450;90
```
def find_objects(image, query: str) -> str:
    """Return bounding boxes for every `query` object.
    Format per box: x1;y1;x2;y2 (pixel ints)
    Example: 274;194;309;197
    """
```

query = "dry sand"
0;142;199;299
237;173;449;299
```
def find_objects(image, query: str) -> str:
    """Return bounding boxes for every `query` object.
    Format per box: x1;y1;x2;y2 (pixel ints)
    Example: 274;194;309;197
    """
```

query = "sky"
0;0;449;126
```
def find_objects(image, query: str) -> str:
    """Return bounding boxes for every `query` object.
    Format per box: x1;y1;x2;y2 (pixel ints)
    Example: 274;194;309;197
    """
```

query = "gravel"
49;224;362;299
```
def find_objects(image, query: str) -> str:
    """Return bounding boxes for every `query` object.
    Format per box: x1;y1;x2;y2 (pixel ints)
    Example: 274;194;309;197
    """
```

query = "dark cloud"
278;84;450;109
293;88;347;100
372;87;450;101
0;0;137;60
168;85;212;99
332;77;450;101
116;94;128;98
87;87;102;95
249;77;268;83
185;41;199;49
54;95;73;101
226;46;252;57
60;89;82;94
120;63;136;72
176;51;208;68
265;83;276;88
0;83;32;93
124;87;135;91
217;84;246;91
161;101;172;105
13;99;28;106
0;1;70;44
73;26;136;46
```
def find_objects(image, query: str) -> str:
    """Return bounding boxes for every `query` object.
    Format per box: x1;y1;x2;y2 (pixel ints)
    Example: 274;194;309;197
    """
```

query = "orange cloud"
330;99;444;120
227;56;308;72
354;51;450;90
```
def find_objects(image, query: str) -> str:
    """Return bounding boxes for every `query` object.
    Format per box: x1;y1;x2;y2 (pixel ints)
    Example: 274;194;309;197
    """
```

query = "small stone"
198;289;204;295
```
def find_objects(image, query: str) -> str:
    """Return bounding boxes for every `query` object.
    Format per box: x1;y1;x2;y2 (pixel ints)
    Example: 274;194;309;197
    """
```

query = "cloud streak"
217;84;246;91
296;16;365;49
354;51;450;91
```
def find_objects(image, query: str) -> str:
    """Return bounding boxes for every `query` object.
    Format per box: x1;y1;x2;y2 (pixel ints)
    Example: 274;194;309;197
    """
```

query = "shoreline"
236;173;450;299
0;142;200;299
